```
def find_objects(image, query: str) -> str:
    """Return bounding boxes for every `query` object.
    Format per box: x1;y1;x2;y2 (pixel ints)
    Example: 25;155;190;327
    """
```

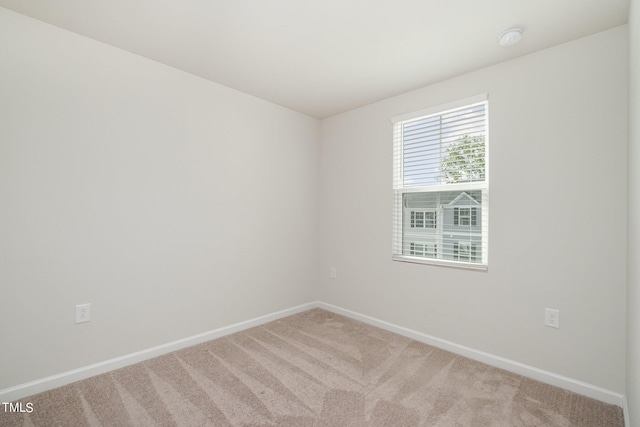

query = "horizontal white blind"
392;96;488;269
402;102;486;187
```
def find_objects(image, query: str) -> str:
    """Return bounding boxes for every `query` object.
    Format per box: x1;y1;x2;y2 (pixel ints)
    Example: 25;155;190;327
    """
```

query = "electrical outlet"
544;308;559;328
75;303;91;324
330;267;337;279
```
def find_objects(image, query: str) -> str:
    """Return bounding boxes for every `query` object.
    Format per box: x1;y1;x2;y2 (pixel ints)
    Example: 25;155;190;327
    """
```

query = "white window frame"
454;241;474;261
392;94;489;270
410;242;437;258
410;209;437;229
454;207;477;227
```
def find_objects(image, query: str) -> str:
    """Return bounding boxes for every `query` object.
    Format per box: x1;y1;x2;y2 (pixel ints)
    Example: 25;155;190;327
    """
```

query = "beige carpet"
0;308;624;426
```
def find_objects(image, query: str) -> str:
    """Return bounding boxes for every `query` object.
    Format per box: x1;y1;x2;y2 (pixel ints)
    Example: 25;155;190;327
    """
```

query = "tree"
439;135;485;184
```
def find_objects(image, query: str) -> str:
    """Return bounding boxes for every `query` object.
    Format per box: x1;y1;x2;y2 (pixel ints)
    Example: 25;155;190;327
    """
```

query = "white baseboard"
623;395;630;427
318;302;626;408
0;302;319;402
1;300;626;413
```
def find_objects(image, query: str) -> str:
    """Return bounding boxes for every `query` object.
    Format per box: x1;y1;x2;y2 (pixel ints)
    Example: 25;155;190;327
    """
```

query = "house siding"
403;190;483;262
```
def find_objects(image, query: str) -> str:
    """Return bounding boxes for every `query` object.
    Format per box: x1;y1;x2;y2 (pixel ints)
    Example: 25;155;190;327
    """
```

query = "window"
453;242;476;262
392;95;489;269
410;242;437;258
454;207;477;226
411;210;437;228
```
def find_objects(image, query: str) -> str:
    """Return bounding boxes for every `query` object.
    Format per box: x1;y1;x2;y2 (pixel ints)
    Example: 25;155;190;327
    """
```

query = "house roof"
446;192;480;207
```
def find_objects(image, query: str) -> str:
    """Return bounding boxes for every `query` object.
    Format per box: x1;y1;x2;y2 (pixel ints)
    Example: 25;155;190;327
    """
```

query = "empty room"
1;0;639;426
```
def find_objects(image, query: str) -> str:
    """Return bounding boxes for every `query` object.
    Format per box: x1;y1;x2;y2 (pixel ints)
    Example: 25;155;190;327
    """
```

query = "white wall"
320;26;628;394
628;0;640;423
0;8;319;390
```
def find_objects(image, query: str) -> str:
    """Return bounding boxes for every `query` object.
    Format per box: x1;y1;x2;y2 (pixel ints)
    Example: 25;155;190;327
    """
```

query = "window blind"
392;95;489;269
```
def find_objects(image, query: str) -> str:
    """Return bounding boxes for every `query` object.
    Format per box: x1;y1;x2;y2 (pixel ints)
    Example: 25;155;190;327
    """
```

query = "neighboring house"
403;190;482;263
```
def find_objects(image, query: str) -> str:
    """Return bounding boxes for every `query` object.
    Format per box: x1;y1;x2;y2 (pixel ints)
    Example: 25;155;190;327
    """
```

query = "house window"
410;242;437;258
411;210;436;228
453;242;476;262
392;95;489;269
454;208;477;226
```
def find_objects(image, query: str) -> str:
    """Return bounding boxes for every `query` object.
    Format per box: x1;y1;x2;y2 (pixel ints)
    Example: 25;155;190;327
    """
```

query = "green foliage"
440;135;485;183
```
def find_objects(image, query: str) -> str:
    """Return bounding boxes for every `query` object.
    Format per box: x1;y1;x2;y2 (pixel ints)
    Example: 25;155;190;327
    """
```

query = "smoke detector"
498;28;523;47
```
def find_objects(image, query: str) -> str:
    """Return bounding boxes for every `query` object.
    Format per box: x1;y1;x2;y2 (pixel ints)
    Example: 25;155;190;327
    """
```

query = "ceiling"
0;0;629;118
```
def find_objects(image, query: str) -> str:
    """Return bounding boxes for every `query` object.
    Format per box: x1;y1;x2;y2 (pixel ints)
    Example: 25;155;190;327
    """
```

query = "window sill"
392;255;488;271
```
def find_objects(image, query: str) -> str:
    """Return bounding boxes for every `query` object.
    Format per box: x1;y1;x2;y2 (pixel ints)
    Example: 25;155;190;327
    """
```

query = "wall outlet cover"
544;308;559;328
75;303;91;324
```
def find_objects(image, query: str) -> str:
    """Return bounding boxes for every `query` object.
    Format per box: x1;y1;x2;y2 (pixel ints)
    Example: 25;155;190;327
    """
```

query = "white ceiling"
0;0;629;118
